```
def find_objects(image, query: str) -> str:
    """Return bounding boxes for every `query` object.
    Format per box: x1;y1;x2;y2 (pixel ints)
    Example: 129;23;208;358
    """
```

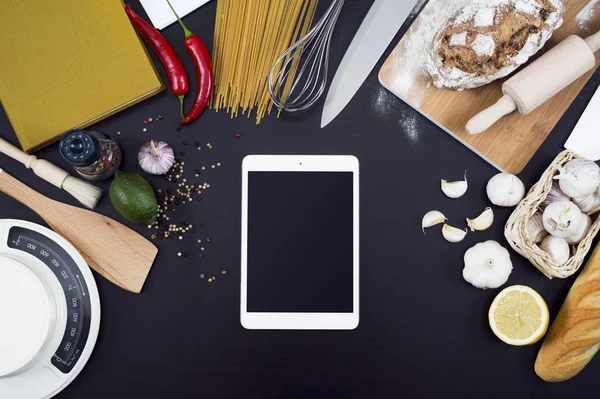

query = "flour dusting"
474;8;496;26
471;34;495;57
389;0;471;106
577;0;600;31
399;109;422;148
450;32;468;46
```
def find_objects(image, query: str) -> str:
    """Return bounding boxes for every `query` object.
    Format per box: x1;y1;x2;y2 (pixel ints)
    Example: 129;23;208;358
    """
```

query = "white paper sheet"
139;0;211;30
565;87;600;161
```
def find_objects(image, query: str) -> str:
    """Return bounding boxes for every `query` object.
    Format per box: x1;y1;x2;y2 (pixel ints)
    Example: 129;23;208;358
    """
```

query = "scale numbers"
8;227;92;374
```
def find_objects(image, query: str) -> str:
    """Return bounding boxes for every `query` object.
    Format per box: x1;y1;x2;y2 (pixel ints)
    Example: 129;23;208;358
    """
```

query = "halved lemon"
488;285;549;346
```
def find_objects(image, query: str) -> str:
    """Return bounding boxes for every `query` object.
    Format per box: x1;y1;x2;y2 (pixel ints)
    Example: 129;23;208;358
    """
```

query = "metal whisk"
268;0;345;112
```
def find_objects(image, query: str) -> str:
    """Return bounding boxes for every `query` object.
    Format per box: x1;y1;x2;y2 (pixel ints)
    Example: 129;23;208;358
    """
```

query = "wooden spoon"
0;168;157;293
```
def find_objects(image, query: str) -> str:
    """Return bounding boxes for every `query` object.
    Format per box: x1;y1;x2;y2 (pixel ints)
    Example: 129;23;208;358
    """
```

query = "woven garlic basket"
505;150;600;279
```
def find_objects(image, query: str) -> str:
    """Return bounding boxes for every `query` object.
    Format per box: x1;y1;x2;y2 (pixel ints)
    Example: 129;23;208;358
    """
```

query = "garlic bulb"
541;181;570;209
138;140;175;175
526;211;547;243
441;172;468;199
572;193;600;214
463;240;512;290
554;159;600;198
466;208;494;231
442;224;467;243
539;236;570;266
542;201;583;238
486;173;525;207
422;210;447;233
565;214;592;245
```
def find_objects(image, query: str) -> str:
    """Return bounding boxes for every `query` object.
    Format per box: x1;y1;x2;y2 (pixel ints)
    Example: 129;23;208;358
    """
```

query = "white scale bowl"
0;220;100;399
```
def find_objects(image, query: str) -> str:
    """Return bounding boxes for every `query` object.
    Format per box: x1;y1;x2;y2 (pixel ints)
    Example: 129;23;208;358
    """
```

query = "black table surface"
1;1;599;398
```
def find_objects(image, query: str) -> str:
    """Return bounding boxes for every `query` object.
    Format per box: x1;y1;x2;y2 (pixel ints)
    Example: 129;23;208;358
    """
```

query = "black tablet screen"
247;172;354;313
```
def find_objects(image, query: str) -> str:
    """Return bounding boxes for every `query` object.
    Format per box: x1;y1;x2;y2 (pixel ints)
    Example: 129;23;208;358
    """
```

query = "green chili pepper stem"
178;95;186;120
165;0;194;38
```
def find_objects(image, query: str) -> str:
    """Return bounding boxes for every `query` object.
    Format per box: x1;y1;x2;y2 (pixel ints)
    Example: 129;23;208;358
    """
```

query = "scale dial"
0;220;100;399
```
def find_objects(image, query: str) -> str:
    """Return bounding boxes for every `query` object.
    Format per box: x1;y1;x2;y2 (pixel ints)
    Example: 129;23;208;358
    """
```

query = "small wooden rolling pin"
466;30;600;135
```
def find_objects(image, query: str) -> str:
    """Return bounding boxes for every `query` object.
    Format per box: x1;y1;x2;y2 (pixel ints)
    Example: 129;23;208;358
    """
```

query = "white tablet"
241;155;359;330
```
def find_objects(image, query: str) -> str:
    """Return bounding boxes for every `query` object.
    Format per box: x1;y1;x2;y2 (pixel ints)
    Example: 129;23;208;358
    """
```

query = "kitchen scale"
0;220;100;398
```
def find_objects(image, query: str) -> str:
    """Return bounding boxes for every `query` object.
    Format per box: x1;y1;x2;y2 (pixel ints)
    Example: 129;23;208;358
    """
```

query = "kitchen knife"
321;0;420;128
564;87;600;161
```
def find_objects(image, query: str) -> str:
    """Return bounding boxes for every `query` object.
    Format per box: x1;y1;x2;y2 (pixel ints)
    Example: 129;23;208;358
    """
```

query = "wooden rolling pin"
466;30;600;135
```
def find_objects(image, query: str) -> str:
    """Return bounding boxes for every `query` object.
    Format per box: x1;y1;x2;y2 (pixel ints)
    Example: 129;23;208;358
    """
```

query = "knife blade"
565;87;600;161
321;0;420;128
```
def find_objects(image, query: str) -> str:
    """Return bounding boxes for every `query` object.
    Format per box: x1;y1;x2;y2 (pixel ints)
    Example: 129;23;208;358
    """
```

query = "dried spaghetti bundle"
212;0;318;123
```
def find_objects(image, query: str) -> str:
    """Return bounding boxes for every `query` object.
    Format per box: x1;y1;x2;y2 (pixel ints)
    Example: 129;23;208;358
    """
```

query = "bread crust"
535;244;600;382
427;0;564;90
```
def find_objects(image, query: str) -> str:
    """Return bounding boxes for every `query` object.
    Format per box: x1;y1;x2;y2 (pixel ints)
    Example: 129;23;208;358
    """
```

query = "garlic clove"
539;235;570;266
526;211;547;243
442;224;467;243
541;181;570;209
463;240;512;290
441;171;468;199
138;140;175;176
486;173;525;207
565;214;592;245
466;207;494;231
572;193;600;214
554;159;600;198
422;210;447;233
542;201;583;238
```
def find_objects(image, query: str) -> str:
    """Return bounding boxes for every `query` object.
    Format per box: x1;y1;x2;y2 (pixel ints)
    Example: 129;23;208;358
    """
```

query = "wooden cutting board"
379;0;600;174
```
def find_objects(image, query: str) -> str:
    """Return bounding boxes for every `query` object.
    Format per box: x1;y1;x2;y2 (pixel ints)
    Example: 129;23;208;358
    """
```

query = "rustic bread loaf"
534;243;600;382
427;0;564;90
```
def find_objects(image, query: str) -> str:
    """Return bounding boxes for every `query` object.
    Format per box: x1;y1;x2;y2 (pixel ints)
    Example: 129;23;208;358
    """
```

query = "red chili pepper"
166;0;213;125
125;4;189;118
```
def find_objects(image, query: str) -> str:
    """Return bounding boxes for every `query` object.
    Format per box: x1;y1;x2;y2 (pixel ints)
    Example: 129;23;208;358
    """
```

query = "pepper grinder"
59;130;122;181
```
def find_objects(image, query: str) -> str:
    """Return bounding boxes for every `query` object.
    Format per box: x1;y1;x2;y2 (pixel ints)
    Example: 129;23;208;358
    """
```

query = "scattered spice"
235;133;241;138
158;114;164;120
144;119;149;124
183;140;188;145
180;151;185;156
141;140;226;284
148;117;153;122
176;125;182;132
194;141;200;146
117;131;121;136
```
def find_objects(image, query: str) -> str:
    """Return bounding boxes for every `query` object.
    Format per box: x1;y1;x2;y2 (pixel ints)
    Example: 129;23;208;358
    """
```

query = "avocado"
110;171;158;225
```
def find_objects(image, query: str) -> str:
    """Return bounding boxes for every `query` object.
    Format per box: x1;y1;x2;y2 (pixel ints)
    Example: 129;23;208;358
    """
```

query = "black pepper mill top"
60;130;101;167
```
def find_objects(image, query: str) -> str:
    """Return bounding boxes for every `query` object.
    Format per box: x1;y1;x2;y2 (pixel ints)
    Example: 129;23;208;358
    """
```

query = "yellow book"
0;0;164;152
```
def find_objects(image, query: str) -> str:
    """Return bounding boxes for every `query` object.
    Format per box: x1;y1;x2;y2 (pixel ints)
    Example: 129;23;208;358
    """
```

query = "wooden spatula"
0;168;157;293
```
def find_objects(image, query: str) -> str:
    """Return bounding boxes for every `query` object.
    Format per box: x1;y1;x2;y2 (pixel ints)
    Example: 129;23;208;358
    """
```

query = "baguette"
535;244;600;382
